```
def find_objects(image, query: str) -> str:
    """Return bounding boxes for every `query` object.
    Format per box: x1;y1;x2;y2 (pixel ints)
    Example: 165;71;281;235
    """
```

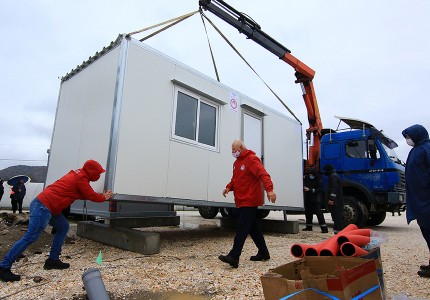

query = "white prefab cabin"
46;34;304;217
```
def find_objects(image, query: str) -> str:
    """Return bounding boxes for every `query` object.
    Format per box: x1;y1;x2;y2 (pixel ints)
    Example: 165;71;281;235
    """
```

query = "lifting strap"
200;11;220;82
127;10;199;42
200;11;301;124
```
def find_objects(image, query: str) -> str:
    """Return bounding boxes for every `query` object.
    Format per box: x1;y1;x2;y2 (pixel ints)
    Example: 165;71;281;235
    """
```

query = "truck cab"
320;116;406;227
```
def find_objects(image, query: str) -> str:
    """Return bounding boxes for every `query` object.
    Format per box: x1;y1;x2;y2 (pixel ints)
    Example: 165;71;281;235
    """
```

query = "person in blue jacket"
402;124;430;278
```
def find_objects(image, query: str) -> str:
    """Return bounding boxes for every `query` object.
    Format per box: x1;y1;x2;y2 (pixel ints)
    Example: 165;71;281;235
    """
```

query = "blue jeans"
0;198;70;269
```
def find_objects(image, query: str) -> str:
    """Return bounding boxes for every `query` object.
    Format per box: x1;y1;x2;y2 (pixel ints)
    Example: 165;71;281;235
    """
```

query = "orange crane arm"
283;52;322;170
199;0;323;170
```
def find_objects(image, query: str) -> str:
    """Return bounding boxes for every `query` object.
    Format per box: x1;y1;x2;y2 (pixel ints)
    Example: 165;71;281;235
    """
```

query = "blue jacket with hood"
402;124;430;228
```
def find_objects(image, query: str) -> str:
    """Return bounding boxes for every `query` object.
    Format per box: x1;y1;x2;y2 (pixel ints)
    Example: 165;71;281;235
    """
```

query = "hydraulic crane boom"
199;0;323;171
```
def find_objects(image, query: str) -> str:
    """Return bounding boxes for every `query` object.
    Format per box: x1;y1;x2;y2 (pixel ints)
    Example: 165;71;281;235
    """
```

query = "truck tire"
257;209;270;219
198;207;219;219
342;196;369;228
366;212;386;226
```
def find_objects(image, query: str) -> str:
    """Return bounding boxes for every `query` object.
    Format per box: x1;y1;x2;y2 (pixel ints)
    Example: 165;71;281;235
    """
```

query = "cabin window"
173;89;218;148
368;139;381;159
345;139;367;159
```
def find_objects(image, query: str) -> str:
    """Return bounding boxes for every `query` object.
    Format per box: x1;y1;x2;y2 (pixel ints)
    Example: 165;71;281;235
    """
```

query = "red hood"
82;160;105;181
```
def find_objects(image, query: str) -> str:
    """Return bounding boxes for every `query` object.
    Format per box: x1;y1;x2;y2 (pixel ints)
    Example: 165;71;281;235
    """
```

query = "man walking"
219;140;276;268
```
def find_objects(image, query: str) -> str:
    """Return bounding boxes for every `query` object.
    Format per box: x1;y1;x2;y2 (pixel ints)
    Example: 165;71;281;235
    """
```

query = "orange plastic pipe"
337;234;371;247
291;243;313;258
345;229;371;237
319;237;340;256
340;242;369;257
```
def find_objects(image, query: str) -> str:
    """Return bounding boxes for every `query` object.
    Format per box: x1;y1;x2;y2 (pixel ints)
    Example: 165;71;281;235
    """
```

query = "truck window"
345;140;367;158
368;139;380;159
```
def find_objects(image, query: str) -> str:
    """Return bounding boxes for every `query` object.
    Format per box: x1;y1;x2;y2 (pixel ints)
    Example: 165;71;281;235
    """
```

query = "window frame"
345;138;381;159
172;86;219;151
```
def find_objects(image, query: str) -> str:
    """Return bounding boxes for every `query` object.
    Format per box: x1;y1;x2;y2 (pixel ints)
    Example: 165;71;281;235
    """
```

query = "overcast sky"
1;0;429;170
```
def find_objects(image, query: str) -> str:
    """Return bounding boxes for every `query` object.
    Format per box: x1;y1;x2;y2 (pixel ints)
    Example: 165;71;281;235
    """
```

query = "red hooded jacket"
37;160;106;216
226;149;274;207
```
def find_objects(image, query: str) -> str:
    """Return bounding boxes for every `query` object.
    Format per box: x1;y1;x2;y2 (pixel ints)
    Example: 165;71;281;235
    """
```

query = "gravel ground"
0;210;429;300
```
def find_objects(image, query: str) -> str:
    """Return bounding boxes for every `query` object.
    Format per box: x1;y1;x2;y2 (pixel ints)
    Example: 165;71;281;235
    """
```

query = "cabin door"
243;111;263;162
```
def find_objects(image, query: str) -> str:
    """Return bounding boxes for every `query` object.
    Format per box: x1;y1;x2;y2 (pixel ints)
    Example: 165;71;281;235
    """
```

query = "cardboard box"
261;256;382;300
361;247;386;300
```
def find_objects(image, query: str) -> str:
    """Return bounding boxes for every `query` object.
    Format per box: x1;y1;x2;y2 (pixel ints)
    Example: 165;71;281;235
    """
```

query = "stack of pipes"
290;224;374;258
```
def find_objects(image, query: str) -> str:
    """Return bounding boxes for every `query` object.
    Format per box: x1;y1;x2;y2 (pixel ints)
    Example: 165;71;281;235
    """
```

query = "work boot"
218;255;239;268
43;258;70;270
250;252;270;261
418;269;430;278
420;265;430;271
321;226;328;233
0;268;21;282
302;226;313;231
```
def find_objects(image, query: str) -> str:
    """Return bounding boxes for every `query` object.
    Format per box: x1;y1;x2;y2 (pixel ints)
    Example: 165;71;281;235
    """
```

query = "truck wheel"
198;207;219;219
342;196;369;228
257;209;270;219
366;212;386;226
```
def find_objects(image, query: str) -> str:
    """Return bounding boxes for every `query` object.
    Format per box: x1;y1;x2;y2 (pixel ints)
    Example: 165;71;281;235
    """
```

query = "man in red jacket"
219;140;276;268
0;160;114;282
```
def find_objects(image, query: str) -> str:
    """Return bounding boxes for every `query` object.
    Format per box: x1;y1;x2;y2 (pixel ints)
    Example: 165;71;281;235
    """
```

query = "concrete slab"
220;217;299;234
108;216;180;228
77;221;160;254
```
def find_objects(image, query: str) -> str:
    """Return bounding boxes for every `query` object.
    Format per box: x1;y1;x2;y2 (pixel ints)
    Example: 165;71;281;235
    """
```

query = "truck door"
243;111;263;160
344;138;386;190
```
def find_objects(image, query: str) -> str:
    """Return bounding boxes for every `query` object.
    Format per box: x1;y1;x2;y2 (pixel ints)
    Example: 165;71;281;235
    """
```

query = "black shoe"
420;265;430;270
43;258;70;270
250;252;270;261
321;227;328;233
302;227;313;231
218;255;239;268
418;269;430;278
0;268;21;282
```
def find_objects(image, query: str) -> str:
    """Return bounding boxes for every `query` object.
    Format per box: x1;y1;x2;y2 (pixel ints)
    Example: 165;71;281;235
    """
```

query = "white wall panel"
113;42;174;196
47;47;120;192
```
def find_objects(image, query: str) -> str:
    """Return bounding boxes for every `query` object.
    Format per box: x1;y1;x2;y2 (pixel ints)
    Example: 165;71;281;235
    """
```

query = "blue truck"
320;116;406;227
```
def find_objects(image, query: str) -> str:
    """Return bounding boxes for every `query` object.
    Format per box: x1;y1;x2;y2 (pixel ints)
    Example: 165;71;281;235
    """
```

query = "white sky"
1;0;429;169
